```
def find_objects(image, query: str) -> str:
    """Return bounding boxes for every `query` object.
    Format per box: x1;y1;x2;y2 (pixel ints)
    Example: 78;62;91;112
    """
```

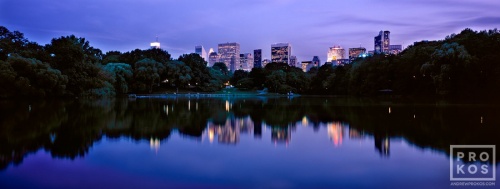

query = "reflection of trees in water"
1;97;500;170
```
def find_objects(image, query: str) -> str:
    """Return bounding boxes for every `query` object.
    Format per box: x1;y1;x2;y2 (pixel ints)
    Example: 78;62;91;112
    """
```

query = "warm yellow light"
150;138;160;152
208;129;215;143
301;116;308;127
327;123;343;147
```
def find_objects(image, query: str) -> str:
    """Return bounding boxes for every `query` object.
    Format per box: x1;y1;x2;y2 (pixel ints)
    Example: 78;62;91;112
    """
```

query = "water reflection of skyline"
202;115;390;156
2;97;499;171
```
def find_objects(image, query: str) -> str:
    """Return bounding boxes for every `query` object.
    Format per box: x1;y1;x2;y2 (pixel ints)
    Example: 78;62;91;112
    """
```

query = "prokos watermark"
450;145;496;187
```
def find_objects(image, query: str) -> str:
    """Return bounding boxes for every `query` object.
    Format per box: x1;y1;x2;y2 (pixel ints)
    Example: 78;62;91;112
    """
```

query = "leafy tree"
102;51;122;65
164;60;192;92
120;48;171;68
310;64;335;94
212;62;229;75
0;26;29;60
102;63;133;94
429;42;472;95
231;70;249;87
264;62;290;72
236;78;254;89
265;70;288;93
207;68;228;91
0;60;18;97
248;67;266;89
134;58;165;93
286;67;310;93
45;35;105;96
178;53;211;90
2;56;67;97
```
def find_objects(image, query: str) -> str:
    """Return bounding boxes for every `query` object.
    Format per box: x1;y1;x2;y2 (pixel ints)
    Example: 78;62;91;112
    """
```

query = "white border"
450;145;496;181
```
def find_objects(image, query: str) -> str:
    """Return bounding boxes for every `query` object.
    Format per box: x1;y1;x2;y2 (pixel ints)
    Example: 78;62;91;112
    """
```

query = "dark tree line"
2;97;500;169
229;28;500;97
0;26;227;98
2;26;499;98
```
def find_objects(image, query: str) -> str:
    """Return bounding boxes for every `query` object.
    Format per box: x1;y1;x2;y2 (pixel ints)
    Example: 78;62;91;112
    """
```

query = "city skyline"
1;0;499;61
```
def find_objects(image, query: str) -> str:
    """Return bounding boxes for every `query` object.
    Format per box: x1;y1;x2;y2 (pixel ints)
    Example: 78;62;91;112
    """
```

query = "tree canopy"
1;25;499;98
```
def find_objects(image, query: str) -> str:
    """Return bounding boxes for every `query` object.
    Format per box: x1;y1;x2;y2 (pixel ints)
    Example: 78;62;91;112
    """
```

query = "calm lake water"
0;96;499;189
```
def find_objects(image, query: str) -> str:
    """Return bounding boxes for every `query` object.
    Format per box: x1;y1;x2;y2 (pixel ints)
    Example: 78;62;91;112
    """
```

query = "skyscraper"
262;59;271;68
208;51;219;67
150;36;160;49
389;45;402;54
253;49;262;68
348;47;366;62
289;56;297;67
301;61;311;72
374;31;390;54
239;53;253;71
327;45;346;63
383;31;390;53
218;42;240;72
195;45;207;61
271;43;291;64
312;56;321;67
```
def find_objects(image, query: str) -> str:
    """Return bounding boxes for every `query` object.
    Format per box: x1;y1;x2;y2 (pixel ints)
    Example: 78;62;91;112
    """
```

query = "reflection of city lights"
196;102;198;111
188;100;191;111
481;116;483;124
165;105;169;116
327;123;343;147
388;107;391;114
413;114;415;119
383;137;390;155
349;128;362;139
301;116;308;127
150;138;160;153
208;129;215;143
225;101;230;112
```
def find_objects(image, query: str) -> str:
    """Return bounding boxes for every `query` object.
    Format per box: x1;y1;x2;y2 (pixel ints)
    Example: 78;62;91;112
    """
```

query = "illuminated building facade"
327;45;346;63
271;127;291;144
195;45;207;65
327;122;346;147
208;51;219;67
254;49;262;68
389;45;402;54
289;55;297;67
218;43;240;72
301;61;317;72
262;59;271;68
348;47;366;62
374;31;390;54
301;61;311;72
150;37;160;49
271;43;291;64
239;53;254;71
312;56;321;67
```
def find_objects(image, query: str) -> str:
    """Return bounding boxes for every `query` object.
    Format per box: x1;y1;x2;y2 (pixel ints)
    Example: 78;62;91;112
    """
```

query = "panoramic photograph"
1;0;499;188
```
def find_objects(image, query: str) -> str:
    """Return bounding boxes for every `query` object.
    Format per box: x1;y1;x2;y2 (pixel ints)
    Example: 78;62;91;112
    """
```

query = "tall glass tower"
271;43;291;64
218;42;240;72
253;49;262;68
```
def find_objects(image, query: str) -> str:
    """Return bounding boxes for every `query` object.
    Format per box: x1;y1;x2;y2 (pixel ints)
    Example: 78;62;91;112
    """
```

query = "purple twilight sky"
1;0;499;62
